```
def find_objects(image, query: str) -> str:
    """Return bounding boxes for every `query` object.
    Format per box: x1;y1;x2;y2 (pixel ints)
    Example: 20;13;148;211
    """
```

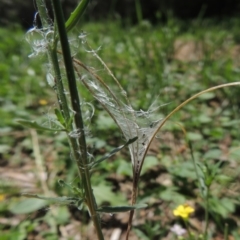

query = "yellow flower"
0;194;5;201
173;204;194;219
39;99;48;105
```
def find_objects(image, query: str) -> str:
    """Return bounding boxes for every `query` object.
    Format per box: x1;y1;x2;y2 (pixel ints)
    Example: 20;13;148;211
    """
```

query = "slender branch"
51;1;104;239
48;49;71;120
65;0;89;33
204;186;210;239
35;0;51;28
51;0;87;154
126;176;138;240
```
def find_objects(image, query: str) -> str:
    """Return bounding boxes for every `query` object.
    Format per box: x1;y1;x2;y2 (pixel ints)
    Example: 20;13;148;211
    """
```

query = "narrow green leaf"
90;137;138;168
66;114;74;129
17;119;64;132
127;136;138;144
22;193;78;204
97;204;147;213
65;0;89;33
54;108;65;126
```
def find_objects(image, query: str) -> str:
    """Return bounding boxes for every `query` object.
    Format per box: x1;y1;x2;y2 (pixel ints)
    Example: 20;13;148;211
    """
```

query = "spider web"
74;58;163;179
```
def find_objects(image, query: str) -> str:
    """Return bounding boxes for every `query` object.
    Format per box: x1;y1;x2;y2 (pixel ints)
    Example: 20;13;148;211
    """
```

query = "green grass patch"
1;18;240;239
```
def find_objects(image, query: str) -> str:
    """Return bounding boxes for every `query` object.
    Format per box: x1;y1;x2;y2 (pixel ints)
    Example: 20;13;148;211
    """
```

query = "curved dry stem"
73;64;122;127
59;50;127;115
126;82;240;239
85;42;132;106
57;50;136;144
73;57;121;106
142;82;240;174
135;82;240;189
126;210;134;239
72;60;130;126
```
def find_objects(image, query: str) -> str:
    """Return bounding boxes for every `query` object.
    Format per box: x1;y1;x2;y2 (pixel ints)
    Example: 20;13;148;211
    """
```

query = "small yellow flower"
39;99;48;105
173;204;194;219
0;194;5;201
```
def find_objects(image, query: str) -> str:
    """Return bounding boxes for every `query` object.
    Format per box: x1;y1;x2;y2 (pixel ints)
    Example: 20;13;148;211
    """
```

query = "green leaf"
90;137;138;168
21;194;78;205
186;132;203;141
0;144;11;154
134;228;149;240
203;149;222;159
93;182;125;205
209;197;235;218
159;187;185;203
54;108;65;126
141;156;158;175
116;160;132;176
97;204;147;213
229;147;240;159
9;198;47;214
65;0;89;33
198;92;215;100
96;114;117;130
17;119;64;132
221;119;240;127
215;174;234;185
170;161;197;180
66;114;74;129
197;114;212;123
54;206;70;224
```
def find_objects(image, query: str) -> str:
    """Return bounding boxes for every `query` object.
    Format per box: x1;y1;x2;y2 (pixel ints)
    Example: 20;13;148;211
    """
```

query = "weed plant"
1;1;240;239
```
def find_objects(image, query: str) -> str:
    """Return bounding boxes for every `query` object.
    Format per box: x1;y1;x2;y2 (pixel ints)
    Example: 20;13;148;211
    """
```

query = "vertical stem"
126;173;139;239
48;49;71;120
51;0;86;151
183;219;194;240
204;187;210;239
35;0;50;28
224;223;228;240
135;0;142;24
51;1;104;239
35;0;104;238
35;0;70;123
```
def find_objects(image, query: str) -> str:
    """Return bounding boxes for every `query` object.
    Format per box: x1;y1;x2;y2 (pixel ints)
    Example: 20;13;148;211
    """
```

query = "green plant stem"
189;140;209;239
224;223;228;240
65;0;89;33
34;0;69;120
203;187;210;239
35;0;50;28
51;1;104;239
51;0;87;157
189;140;210;239
48;49;71;119
135;0;143;24
183;219;194;240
